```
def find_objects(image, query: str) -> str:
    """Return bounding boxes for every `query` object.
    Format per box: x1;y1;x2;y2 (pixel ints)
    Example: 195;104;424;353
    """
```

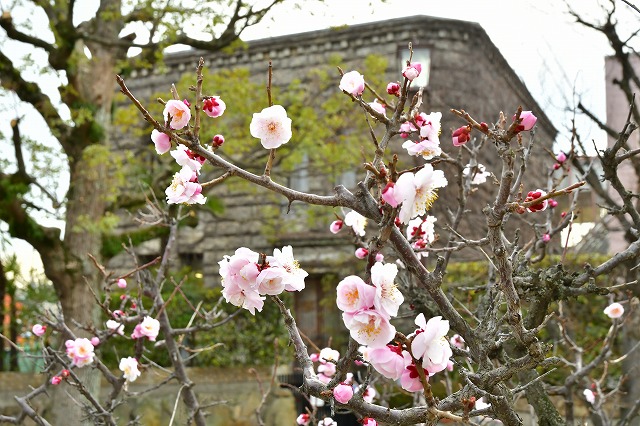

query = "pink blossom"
362;418;377;426
317;362;336;378
318;418;337;426
171;144;204;172
65;338;95;367
333;383;354;404
402;62;422;81
525;189;548;213
166;166;206;205
212;134;225;148
317;373;332;384
336;275;375;313
221;283;265;315
339;70;365;96
401;363;427;392
330;220;343;234
151;129;171;154
32;324;46;337
395;165;448;224
463;164;491;185
411;314;452;374
119;357;141;382
548;199;558;208
117;278;127;289
584;388;596;404
136;316;160;341
106;320;124;335
255;267;286;295
367;344;412;380
381;182;400;207
371;262;403;318
363;385;376;403
309;353;320;362
202;96;226;118
386;82;400;96
368;99;386;116
90;336;100;346
452;126;471;146
399;121;417;138
296;414;310;426
319;347;340;363
219;247;261;291
250;105;293;149
270;245;308;292
112;310;125;319
542;233;551;243
513;110;537;132
344;210;367;236
375;253;384;262
450;334;465;349
355;248;368;259
51;376;62;385
402;138;442;160
163;99;191;130
446;360;454;371
342;308;396;348
406;216;437;243
604;302;624;319
418;112;442;144
556;151;567;163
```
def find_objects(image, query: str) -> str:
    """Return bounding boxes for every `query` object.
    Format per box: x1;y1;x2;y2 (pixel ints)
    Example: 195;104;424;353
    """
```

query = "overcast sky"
1;0;638;274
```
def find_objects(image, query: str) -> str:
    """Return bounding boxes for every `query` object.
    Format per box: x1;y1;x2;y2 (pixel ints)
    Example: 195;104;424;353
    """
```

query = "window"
399;47;431;88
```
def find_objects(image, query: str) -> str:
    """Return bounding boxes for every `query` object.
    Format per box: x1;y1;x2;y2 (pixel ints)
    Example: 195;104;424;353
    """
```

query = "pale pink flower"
163;99;191;129
339;70;365;96
395;165;448;224
463;163;491;185
318;418;337;426
32;324;46;337
165;166;206;205
604;302;624;319
399;121;417;138
367;344;412;380
355;247;368;259
344;210;367;236
382;181;400;207
117;278;127;289
542;233;551;243
375;253;384;262
418;112;442;144
406;216;437;244
90;336;100;346
402;62;422;81
309;352;320;362
255;267;286;295
317;373;332;384
371;262;403;318
336;275;375;313
137;316;160;341
368;99;386;116
330;220;343;234
271;245;308;292
556;151;567;163
171;144;203;172
363;385;376;403
51;376;62;385
333;383;354;404
296;414;310;426
202;96;226;118
402;138;442;160
151;129;171;154
513;110;537;131
411;314;453;374
250;105;292;149
401;363;427;392
319;347;340;363
317;362;336;378
119;357;141;382
342;308;396;348
584;389;596;404
450;334;465;349
106;319;125;335
66;338;95;367
221;282;265;315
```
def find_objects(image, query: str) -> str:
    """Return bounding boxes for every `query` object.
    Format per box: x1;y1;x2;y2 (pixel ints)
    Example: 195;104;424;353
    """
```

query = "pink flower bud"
561;211;567;218
556;152;567;163
61;369;70;378
339;70;365;96
309;353;320;362
182;99;191;107
117;278;127;289
402;63;422;81
548;199;558;208
120;294;126;300
386;82;401;96
296;414;310;426
333;383;354;404
329;220;343;234
90;337;100;346
150;130;171;155
113;310;125;319
375;252;384;262
355;248;368;259
51;376;62;385
381;181;400;208
452;126;471;147
553;163;561;170
542;233;551;243
32;324;46;337
362;418;377;426
513;110;537;132
212;134;225;148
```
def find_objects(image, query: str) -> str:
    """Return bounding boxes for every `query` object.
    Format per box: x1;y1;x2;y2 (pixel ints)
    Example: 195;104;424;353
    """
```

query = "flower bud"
90;337;100;346
51;376;62;385
355;248;368;259
329;220;343;234
32;324;46;337
117;278;127;289
402;63;422;81
212;134;225;148
452;126;471;147
386;82;400;96
61;369;70;378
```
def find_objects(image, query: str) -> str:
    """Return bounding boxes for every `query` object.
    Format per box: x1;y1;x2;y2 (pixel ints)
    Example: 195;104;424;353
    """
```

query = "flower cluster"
65;338;95;368
401;112;443;160
219;246;308;314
